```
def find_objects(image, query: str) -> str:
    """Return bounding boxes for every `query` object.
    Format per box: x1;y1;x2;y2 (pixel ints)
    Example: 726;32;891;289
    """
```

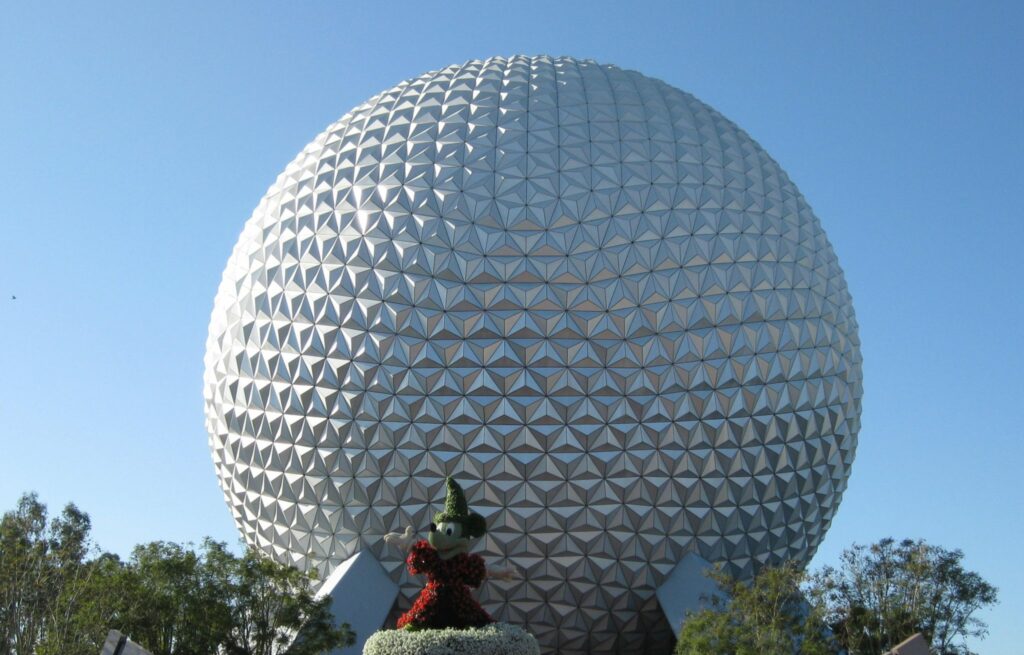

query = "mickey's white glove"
488;566;524;582
383;525;416;553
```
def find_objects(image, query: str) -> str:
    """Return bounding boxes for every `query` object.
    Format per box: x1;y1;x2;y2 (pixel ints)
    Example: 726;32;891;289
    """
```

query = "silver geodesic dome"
204;56;862;654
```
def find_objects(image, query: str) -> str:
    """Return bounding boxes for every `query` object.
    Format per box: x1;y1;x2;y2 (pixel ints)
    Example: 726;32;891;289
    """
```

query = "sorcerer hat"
433;477;487;538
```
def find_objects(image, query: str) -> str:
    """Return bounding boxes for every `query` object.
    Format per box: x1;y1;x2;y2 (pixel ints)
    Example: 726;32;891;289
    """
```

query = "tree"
674;561;834;655
218;548;353;655
0;493;94;655
103;540;352;655
111;540;234;655
1;494;354;655
34;553;128;655
811;538;998;655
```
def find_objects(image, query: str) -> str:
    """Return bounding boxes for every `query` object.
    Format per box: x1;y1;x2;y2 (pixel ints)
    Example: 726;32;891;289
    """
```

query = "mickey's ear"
464;512;487;538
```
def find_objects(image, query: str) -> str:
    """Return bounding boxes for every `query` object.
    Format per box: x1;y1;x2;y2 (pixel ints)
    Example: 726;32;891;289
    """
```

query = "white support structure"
314;550;399;654
655;552;724;636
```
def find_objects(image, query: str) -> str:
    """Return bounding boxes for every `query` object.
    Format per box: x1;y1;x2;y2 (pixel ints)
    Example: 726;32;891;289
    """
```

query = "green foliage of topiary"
432;478;487;538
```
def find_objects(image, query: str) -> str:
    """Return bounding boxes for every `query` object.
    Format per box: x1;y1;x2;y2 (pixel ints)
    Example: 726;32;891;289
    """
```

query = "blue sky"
1;1;1021;652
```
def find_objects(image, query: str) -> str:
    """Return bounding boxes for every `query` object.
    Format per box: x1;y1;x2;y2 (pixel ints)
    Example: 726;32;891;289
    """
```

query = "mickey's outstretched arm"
382;525;416;553
487;566;524;582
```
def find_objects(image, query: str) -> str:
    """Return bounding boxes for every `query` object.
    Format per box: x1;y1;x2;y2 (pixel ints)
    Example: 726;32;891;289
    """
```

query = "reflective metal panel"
204;56;862;655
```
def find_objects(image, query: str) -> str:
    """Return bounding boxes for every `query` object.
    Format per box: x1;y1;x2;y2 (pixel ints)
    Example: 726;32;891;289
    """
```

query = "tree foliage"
811;538;998;655
0;493;94;655
674;561;834;655
112;540;235;655
0;493;353;655
36;553;134;655
218;547;351;655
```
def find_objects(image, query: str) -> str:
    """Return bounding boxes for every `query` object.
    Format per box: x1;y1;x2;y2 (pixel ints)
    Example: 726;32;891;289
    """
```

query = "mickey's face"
428;520;470;560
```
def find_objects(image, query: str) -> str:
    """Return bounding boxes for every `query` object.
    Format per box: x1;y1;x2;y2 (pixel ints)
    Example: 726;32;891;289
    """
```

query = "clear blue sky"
2;2;1021;652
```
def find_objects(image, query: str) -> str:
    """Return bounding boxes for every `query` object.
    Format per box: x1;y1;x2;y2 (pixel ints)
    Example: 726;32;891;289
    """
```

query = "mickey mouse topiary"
372;477;534;655
384;477;516;630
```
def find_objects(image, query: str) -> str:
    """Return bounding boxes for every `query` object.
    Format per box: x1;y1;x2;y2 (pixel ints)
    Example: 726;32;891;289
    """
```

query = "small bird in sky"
10;295;15;300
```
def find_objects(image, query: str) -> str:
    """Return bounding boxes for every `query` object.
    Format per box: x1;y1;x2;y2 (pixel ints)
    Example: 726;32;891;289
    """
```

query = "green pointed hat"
433;477;487;538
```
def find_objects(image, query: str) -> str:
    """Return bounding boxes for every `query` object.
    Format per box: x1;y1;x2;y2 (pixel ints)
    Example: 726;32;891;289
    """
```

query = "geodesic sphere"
204;56;862;655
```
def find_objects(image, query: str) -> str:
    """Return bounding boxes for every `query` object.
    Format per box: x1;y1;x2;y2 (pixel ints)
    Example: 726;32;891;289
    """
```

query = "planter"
363;622;540;655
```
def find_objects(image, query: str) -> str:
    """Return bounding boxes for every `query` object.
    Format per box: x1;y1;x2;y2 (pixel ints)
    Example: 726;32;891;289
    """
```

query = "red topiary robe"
397;540;493;629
